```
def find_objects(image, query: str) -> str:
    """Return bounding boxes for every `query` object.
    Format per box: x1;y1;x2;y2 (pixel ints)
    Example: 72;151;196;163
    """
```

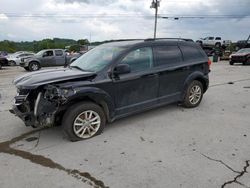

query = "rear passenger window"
55;50;63;56
153;46;182;67
180;45;204;61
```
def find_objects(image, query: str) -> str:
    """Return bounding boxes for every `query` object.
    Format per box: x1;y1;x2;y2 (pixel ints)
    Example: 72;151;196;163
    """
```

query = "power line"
1;13;250;20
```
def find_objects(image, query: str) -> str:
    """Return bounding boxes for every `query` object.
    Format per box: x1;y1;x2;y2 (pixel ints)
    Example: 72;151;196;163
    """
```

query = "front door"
42;50;55;66
112;47;159;116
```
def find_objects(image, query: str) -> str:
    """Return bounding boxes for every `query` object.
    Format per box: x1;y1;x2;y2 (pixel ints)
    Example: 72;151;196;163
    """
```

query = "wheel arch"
61;87;115;123
181;72;209;100
27;59;41;67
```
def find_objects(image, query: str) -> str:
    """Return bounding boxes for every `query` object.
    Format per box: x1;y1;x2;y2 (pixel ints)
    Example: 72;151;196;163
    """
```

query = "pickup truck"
196;37;231;48
20;49;81;71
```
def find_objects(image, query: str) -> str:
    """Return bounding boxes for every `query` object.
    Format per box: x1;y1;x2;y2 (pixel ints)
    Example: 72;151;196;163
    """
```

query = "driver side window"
120;47;153;73
43;50;54;57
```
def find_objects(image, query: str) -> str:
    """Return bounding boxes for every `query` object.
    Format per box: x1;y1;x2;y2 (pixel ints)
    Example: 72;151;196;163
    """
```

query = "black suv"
10;39;210;141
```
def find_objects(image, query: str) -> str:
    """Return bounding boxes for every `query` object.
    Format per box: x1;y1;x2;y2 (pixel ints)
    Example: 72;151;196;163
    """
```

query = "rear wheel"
29;62;40;71
183;80;203;108
62;102;106;141
229;61;234;65
215;42;221;48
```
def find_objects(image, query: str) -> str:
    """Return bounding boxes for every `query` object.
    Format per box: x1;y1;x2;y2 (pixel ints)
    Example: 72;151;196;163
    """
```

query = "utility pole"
150;0;160;39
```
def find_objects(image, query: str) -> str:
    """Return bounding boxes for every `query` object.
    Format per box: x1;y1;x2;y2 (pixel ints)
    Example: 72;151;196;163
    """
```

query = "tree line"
0;38;90;53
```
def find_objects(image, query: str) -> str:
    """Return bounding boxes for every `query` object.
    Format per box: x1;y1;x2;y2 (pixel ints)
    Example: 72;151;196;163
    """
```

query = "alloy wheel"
73;110;101;139
189;85;202;105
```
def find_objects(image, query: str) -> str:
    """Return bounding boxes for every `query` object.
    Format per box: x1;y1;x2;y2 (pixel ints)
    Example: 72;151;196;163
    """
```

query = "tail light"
208;59;212;71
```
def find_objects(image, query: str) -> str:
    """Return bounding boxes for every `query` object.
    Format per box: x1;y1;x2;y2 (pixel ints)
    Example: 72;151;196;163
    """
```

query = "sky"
0;0;249;42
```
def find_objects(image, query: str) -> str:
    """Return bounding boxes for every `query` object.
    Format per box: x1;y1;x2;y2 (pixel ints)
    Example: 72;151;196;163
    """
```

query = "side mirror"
113;64;131;75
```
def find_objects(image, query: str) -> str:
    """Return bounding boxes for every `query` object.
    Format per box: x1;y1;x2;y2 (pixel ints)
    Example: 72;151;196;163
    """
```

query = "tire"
29;61;40;71
246;57;250;65
24;67;30;71
215;43;221;48
183;80;203;108
229;61;234;65
62;102;106;141
0;63;2;69
9;61;16;66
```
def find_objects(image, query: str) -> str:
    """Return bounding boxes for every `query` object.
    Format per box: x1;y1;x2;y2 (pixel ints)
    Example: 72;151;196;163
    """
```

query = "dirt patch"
0;128;108;188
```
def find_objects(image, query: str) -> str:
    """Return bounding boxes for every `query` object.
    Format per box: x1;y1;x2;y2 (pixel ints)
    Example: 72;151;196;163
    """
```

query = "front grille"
15;95;28;104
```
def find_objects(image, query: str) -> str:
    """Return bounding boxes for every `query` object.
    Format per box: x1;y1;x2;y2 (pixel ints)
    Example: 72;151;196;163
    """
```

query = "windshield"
36;50;46;56
70;45;126;72
236;48;250;54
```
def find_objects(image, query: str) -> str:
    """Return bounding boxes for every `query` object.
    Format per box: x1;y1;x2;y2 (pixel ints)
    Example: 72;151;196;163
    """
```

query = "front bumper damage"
10;85;71;128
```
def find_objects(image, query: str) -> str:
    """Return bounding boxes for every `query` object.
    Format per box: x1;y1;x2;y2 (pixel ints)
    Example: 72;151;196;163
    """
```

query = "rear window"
153;46;182;67
180;45;205;61
55;50;63;56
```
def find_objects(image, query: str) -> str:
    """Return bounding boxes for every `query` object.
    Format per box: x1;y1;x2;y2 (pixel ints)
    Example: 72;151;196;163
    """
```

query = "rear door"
112;47;159;116
153;45;189;103
55;50;65;66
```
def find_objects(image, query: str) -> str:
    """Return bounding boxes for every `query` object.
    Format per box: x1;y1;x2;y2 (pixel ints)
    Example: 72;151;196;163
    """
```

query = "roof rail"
144;38;193;42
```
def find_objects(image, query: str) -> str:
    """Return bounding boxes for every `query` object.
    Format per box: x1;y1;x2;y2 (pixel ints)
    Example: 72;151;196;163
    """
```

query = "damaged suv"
10;39;210;141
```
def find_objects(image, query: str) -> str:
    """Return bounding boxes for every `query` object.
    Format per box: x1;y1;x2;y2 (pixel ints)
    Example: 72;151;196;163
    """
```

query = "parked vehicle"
19;49;81;71
0;51;9;66
10;38;210;141
197;37;231;48
7;52;35;66
229;48;250;65
236;35;250;50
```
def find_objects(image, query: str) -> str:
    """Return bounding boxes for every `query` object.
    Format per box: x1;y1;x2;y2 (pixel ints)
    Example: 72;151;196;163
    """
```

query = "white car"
197;37;231;48
7;52;34;66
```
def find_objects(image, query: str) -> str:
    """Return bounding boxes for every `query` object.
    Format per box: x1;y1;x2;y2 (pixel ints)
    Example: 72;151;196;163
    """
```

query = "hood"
14;67;96;89
23;55;38;61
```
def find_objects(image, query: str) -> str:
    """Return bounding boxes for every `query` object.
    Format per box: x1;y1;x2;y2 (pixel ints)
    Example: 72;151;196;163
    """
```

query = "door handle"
141;73;158;78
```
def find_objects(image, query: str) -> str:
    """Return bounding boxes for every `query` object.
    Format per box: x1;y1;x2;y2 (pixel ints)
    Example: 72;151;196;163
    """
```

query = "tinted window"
180;45;204;61
153;46;182;67
55;50;63;56
120;47;153;73
215;37;221;40
208;37;214;40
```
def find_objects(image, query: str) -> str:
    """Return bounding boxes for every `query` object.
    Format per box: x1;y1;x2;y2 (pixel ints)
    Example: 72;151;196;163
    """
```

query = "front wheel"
183;80;203;108
29;62;40;71
62;102;106;141
229;61;234;65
